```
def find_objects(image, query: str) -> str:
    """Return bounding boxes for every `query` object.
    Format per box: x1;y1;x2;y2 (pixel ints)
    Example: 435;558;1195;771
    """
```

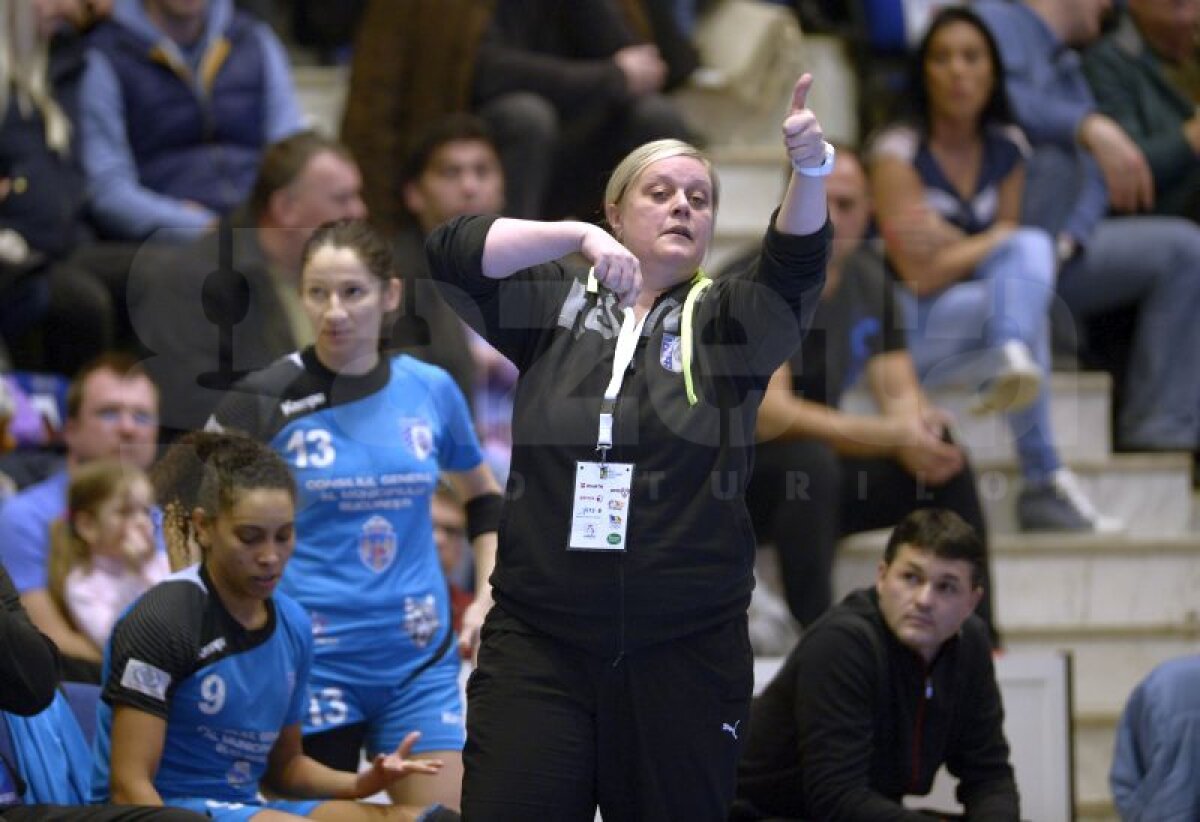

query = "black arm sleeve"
426;214;576;373
0;563;60;715
102;582;202;719
694;214;830;396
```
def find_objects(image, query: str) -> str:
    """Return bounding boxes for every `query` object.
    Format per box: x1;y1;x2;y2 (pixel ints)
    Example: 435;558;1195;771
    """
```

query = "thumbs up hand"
782;74;828;173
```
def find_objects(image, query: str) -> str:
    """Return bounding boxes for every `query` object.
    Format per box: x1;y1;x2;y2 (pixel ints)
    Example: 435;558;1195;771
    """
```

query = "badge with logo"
403;594;440;649
225;760;252;788
358;515;397;572
121;658;171;701
399;417;434;460
659;333;683;373
569;461;633;551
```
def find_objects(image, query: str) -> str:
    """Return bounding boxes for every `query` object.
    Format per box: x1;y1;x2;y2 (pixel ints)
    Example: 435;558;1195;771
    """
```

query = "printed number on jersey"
286;429;336;468
308;686;349;728
198;673;227;715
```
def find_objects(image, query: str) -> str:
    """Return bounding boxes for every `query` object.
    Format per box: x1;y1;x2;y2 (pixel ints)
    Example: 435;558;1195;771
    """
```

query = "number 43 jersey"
91;564;314;804
211;349;484;684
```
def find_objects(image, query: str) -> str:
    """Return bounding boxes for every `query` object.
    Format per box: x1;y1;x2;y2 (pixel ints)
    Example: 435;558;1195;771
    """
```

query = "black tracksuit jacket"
427;213;829;657
736;589;1020;820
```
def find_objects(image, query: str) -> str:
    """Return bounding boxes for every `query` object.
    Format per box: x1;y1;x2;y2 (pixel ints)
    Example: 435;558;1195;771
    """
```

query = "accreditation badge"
568;461;634;551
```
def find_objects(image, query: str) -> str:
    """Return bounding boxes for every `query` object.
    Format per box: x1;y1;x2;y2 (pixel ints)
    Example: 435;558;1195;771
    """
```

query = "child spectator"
47;459;168;655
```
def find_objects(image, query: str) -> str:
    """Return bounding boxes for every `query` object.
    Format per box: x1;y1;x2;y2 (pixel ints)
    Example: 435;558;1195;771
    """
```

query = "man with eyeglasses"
0;351;159;682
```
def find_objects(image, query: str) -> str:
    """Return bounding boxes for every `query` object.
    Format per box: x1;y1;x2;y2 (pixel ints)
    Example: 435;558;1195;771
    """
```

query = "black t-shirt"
721;243;906;407
789;245;907;407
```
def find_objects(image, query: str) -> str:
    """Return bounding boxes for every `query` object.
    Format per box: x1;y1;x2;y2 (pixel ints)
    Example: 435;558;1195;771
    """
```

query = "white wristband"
792;142;836;178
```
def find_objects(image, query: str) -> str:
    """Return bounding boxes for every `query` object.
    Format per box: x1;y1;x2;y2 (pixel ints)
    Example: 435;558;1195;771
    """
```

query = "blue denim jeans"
1059;217;1200;451
899;227;1060;482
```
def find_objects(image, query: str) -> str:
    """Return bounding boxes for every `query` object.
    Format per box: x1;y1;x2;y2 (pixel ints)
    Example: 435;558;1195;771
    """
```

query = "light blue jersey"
215;350;483;685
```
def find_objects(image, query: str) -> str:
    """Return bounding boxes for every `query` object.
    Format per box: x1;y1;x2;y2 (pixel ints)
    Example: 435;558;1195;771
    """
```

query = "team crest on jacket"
660;333;683;373
358;515;397;572
403;594;440;648
399;417;434;460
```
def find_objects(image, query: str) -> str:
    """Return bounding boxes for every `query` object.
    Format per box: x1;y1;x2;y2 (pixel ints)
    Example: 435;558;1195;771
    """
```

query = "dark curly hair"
150;431;295;569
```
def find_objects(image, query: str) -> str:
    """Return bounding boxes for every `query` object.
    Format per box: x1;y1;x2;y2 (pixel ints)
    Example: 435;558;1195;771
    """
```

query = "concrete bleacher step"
1074;713;1120;818
837;531;1200;643
1006;629;1200;815
1001;625;1200;717
708;145;788;272
292;64;348;136
973;453;1192;537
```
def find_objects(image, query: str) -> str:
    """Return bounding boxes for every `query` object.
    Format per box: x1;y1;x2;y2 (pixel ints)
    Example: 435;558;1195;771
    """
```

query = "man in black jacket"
734;508;1019;821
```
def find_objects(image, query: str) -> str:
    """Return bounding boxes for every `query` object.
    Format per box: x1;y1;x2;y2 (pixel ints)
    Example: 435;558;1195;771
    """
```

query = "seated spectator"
1110;654;1200;821
0;352;159;682
741;145;997;639
80;0;304;242
472;0;693;219
90;431;455;821
47;460;168;655
976;0;1200;458
396;114;506;403
1083;0;1200;222
733;508;1019;821
1;560;206;820
399;114;518;477
129;131;367;438
1;0;114;375
432;484;473;636
868;6;1113;531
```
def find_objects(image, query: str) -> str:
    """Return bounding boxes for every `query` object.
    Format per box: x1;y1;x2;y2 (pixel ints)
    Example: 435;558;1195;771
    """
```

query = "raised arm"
776;74;829;238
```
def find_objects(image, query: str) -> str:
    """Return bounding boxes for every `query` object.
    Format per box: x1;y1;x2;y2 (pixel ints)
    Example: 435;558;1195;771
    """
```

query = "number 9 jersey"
91;564;313;804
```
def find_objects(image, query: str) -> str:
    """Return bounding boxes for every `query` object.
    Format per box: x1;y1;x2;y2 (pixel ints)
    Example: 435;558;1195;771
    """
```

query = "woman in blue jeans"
867;6;1115;532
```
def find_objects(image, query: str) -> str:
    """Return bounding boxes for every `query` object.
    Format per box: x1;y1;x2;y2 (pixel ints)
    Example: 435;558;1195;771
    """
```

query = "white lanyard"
597;306;646;455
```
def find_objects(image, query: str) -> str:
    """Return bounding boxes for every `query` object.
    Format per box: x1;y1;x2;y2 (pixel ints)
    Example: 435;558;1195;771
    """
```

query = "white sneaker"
970;340;1043;416
1017;469;1123;533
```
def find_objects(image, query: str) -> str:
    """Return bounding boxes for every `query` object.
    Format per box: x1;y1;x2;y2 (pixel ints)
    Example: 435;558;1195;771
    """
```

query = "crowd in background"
2;0;1200;818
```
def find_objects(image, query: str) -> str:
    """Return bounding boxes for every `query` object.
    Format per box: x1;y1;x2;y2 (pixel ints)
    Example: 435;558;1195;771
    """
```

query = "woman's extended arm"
263;725;440;800
445;464;503;661
481;218;643;308
775;74;830;238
